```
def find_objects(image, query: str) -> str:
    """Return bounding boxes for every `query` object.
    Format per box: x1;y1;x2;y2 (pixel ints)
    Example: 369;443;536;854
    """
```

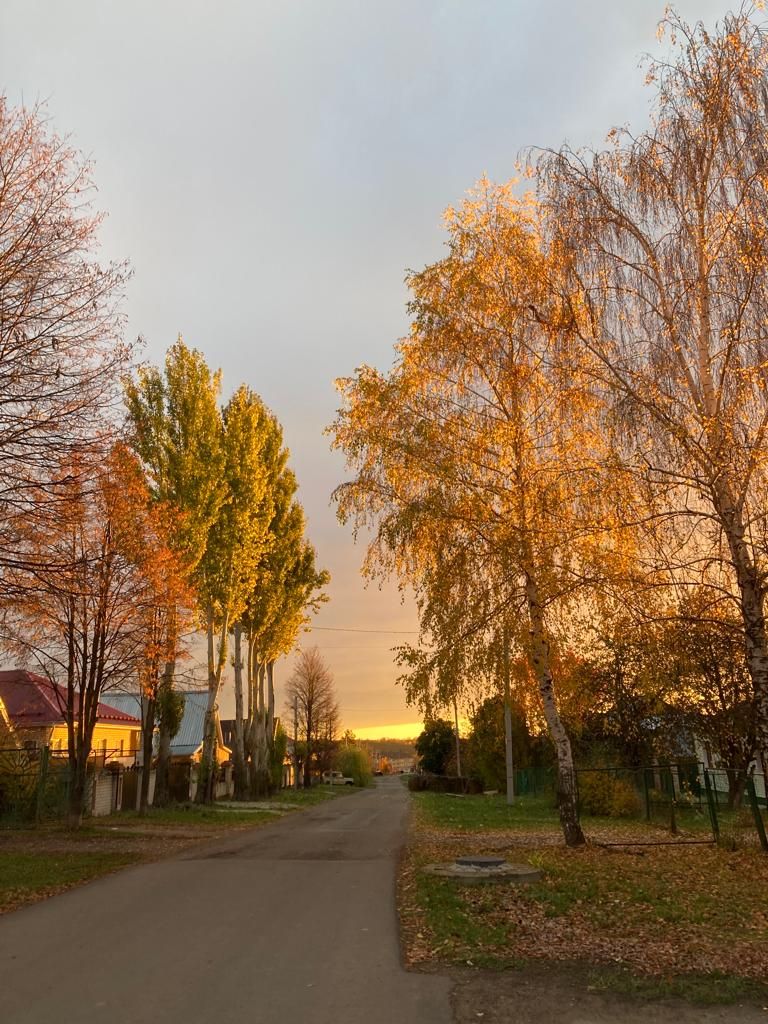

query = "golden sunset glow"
352;722;423;741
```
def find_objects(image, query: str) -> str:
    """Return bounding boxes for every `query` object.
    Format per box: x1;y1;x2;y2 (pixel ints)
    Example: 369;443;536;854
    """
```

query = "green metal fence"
572;762;768;849
0;747;70;825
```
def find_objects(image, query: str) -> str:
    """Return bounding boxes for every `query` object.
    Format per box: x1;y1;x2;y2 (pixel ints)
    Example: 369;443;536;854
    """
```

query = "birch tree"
332;183;632;846
538;5;768;772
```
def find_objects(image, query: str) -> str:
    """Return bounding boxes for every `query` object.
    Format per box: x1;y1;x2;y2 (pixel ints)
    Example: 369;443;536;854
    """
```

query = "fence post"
746;774;768;853
669;798;678;835
703;768;719;844
643;769;651;822
35;746;50;824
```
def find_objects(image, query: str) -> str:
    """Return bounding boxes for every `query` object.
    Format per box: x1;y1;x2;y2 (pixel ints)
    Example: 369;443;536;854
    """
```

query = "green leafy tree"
415;719;455;775
235;452;329;798
196;387;274;802
124;338;227;805
466;696;533;791
335;744;372;787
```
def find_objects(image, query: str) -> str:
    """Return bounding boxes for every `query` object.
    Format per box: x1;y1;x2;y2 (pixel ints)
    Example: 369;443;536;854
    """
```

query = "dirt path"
449;965;767;1023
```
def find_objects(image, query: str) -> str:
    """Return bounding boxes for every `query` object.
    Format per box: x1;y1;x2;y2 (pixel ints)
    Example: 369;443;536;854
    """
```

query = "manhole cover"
455;856;505;868
422;860;542;886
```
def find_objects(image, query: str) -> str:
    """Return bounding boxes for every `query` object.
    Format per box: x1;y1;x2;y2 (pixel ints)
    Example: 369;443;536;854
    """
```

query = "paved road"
0;777;452;1024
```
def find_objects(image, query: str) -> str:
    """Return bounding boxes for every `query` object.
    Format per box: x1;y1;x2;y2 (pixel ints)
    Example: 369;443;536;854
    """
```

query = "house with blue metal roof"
106;690;230;764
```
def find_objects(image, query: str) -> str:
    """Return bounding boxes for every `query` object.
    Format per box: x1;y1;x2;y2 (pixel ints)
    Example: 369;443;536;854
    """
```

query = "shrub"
608;779;642;818
577;770;614;816
407;773;483;795
334;745;372;787
577;771;641;818
408;773;430;792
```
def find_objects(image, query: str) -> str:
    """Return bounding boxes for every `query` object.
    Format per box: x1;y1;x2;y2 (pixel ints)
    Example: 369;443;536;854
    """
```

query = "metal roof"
0;671;141;726
106;690;219;757
169;691;210;756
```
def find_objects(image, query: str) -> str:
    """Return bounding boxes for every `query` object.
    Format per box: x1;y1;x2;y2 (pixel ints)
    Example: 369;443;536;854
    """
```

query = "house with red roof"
0;669;141;763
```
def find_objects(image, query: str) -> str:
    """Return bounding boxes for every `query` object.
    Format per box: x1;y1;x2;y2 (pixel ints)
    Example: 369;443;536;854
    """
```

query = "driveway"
0;777;451;1024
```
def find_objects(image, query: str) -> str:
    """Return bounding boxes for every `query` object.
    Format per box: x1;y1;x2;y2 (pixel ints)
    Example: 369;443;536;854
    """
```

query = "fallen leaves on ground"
399;806;768;982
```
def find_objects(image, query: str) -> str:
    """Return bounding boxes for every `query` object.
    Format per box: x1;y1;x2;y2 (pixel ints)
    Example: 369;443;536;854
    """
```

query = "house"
0;669;141;763
107;690;231;765
0;694;18;748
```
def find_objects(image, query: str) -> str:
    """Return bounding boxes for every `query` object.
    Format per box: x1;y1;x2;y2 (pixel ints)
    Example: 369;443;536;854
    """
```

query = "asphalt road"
0;777;452;1024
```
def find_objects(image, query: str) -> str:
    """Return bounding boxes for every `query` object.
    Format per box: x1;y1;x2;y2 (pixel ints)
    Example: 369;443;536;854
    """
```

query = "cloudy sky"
0;0;740;736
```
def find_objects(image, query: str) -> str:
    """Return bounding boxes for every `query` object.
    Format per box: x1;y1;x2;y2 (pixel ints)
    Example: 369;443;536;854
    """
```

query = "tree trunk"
67;761;89;829
712;482;768;779
232;624;248;799
266;660;276;787
196;607;228;804
153;605;178;808
249;662;271;797
525;571;585;848
153;701;173;807
67;715;97;829
453;698;462;777
303;706;313;789
139;695;156;816
726;768;747;811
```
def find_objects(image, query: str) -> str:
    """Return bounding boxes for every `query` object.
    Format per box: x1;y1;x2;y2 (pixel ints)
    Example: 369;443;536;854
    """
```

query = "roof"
107;690;228;757
0;670;141;728
171;691;217;756
104;692;144;721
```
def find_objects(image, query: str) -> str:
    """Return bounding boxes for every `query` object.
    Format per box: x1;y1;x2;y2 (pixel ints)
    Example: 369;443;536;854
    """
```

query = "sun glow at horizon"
350;722;423;741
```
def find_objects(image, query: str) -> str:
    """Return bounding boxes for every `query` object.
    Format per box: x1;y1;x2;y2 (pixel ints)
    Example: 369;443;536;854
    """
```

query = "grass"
0;784;355;914
413;791;560;832
586;966;768;1006
0;850;141;912
402;790;768;1004
268;784;356;806
112;805;278;827
108;784;354;827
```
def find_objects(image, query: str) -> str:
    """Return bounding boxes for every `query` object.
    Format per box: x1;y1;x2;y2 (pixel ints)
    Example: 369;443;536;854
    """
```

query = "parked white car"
322;770;355;786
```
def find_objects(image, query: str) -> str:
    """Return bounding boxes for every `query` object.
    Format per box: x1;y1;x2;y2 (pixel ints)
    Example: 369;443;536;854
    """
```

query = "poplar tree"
124;339;227;804
195;387;274;802
234;460;329;799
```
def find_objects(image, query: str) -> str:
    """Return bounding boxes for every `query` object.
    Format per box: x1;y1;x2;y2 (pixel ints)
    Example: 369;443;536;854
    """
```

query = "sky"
0;0;740;737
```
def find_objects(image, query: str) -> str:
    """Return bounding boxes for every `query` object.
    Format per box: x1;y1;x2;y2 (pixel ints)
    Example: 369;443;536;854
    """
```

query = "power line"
307;625;419;635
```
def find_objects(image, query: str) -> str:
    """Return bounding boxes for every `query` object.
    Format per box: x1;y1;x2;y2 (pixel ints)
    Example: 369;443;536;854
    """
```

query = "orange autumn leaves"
6;443;193;701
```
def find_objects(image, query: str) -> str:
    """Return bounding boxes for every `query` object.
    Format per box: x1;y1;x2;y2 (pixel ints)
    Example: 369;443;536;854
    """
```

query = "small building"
0;669;140;763
107;690;231;765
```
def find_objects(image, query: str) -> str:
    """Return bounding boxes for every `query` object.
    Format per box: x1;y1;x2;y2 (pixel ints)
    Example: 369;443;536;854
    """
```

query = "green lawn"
113;805;278;827
0;851;140;912
402;790;768;1003
267;784;357;806
413;791;560;831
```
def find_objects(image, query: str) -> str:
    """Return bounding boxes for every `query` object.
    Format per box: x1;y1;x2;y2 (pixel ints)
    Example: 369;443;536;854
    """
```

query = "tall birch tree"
331;183;632;846
539;5;768;770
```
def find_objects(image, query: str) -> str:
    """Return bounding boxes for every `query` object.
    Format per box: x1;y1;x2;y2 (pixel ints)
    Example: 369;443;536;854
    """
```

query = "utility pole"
293;696;299;791
453;698;462;778
503;631;515;805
